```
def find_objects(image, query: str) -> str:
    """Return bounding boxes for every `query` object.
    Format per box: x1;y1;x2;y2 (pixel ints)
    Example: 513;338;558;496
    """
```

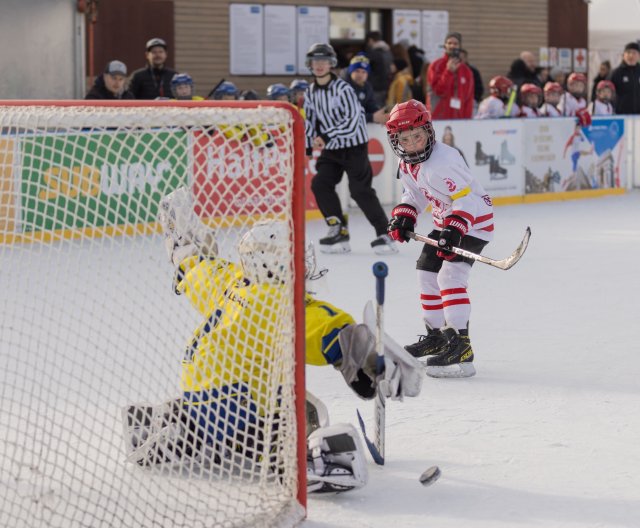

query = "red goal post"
0;100;307;527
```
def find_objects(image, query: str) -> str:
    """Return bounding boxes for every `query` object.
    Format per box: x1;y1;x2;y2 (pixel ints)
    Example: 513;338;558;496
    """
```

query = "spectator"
345;55;388;124
412;61;430;104
559;72;588;116
536;66;551;87
519;83;542;117
266;83;290;101
459;49;484;105
427;32;474;119
289;79;309;107
386;59;415;108
550;67;568;89
364;31;393;107
610;42;640;115
475;76;518;119
590;80;615;115
407;43;426;80
239;89;259;100
170;73;203;100
507;51;541;91
591;60;611;102
85;60;134;100
212;81;239;100
302;43;395;255
129;38;176;100
540;82;563;117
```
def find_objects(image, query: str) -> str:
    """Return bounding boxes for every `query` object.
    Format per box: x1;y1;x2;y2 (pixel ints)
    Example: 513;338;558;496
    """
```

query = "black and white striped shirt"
303;74;368;150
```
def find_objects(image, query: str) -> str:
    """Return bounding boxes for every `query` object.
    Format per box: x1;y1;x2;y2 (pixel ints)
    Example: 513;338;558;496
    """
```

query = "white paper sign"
421;10;449;63
573;48;588;73
393;9;421;46
265;5;297;74
230;4;263;75
539;47;549;68
558;48;573;72
297;6;329;75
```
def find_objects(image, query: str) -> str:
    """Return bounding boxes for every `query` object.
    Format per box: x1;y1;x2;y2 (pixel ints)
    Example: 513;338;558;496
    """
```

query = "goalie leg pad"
306;390;330;437
307;423;368;493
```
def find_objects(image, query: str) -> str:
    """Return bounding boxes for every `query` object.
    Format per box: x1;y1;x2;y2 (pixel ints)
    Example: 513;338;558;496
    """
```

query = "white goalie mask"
158;186;199;244
238;221;290;284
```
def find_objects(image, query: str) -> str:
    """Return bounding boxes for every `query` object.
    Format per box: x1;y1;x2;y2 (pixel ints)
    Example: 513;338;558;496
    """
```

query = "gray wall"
0;0;85;99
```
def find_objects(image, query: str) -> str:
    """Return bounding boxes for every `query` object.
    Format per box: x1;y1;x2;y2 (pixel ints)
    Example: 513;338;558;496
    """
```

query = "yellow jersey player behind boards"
122;187;422;493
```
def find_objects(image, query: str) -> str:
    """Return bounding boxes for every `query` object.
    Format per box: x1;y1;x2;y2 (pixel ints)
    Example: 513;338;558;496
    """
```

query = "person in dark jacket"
590;60;611;102
460;49;484;104
364;31;393;107
345;55;388;124
85;60;134;100
129;38;176;100
610;42;640;115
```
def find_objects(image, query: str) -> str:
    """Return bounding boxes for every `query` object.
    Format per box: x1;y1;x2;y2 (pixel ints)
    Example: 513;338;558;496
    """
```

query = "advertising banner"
18;130;187;232
432;119;525;197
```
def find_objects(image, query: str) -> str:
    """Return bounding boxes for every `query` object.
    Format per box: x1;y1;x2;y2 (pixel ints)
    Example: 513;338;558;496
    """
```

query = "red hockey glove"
576;108;592;128
437;215;468;261
388;204;418;242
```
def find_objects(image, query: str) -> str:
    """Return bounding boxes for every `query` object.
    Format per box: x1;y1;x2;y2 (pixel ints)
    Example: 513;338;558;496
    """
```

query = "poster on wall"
521;117;625;193
393;10;421;47
230;4;264;75
573;48;588;73
264;5;297;74
297;6;329;75
558;48;572;72
432;119;525;197
421;11;449;63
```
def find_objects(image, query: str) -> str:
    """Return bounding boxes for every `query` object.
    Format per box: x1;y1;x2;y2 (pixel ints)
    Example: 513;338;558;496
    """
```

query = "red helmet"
520;83;542;107
489;76;514;99
385;100;435;163
567;72;587;85
543;81;563;94
596;80;615;93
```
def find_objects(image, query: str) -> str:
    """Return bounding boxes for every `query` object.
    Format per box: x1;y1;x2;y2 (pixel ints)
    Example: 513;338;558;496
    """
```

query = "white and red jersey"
590;99;614;116
540;103;561;117
519;106;540;118
558;92;587;117
475;95;519;119
397;142;494;242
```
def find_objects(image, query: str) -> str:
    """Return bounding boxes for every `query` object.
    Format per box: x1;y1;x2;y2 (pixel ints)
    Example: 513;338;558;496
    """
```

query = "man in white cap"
129;37;177;99
85;60;134;100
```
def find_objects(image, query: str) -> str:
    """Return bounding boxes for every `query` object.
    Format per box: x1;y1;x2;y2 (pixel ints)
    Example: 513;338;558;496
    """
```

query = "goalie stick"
357;261;389;466
408;227;531;270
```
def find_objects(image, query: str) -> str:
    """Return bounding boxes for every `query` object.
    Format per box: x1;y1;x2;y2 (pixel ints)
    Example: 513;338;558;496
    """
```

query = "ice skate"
319;216;350;254
426;327;476;378
371;233;398;255
475;141;490;166
404;326;448;361
489;156;508;180
500;140;515;165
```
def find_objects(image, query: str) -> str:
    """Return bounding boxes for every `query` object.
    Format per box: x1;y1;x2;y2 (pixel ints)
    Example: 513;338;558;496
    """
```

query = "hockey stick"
206;78;226;100
407;227;531;270
356;261;389;465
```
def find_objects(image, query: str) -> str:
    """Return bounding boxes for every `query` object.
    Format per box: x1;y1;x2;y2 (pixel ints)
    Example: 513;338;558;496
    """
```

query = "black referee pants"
311;144;388;236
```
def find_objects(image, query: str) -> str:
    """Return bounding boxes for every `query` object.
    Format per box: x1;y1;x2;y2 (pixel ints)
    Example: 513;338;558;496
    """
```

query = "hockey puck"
419;465;441;487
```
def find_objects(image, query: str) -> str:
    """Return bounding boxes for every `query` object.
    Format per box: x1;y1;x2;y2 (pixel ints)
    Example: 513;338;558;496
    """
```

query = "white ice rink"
303;191;640;528
2;191;639;527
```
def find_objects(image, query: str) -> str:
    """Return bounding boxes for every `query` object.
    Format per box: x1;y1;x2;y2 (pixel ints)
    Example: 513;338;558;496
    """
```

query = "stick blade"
356;409;384;465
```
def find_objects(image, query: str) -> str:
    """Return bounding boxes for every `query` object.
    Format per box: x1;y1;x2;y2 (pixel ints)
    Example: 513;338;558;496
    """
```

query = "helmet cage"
387;122;436;164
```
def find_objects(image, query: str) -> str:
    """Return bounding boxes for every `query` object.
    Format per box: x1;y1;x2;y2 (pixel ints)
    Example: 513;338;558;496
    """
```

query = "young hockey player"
559;72;587;116
518;83;542;117
590;80;616;116
385;101;494;378
475;75;519;119
123;188;422;492
540;82;563;117
170;73;204;100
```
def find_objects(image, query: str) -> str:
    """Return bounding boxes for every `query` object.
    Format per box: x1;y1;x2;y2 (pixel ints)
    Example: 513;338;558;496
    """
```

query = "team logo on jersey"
483;194;493;206
443;178;457;192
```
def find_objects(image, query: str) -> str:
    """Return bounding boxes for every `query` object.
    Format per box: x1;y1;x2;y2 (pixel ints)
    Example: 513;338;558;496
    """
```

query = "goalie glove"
336;324;378;400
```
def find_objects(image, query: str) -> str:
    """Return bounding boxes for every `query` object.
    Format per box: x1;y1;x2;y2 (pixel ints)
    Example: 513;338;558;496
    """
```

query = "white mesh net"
0;103;305;527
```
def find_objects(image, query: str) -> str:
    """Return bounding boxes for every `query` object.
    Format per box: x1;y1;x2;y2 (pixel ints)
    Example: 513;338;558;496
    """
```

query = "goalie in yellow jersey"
122;187;422;493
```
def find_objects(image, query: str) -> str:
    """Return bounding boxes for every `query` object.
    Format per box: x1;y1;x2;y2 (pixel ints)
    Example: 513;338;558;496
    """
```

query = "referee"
303;43;396;255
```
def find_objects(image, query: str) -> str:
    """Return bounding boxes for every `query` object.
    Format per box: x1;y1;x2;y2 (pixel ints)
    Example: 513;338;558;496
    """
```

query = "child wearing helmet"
170;73;204;100
591;80;615;115
541;82;563;117
559;72;588;116
212;81;239;100
519;83;543;117
475;76;519;119
265;83;291;101
386;100;494;378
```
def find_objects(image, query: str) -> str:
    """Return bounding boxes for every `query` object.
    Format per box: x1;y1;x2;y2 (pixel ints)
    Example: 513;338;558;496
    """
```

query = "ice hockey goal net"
0;100;307;527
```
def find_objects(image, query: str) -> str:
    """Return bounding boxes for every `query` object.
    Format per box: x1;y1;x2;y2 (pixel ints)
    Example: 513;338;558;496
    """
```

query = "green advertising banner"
18;130;188;233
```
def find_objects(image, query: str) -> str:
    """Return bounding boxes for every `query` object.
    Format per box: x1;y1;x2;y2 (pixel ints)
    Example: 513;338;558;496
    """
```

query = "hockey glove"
388;204;418;242
437;215;468;261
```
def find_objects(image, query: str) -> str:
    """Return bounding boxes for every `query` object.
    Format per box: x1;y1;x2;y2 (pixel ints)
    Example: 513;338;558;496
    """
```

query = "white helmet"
238;221;290;284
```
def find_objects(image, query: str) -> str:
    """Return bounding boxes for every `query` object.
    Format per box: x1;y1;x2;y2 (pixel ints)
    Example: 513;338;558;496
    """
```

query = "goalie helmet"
489;76;514;100
385;99;436;164
305;43;338;70
238;221;290;284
